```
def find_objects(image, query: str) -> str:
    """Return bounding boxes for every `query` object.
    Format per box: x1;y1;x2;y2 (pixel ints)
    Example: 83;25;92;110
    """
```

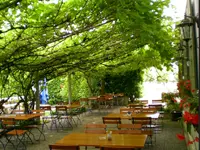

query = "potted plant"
175;80;199;149
163;92;182;121
167;102;182;121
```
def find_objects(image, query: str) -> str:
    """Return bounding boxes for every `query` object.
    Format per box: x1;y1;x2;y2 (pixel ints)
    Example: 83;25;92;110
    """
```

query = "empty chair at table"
40;106;59;131
142;108;157;113
97;96;107;111
148;104;162;111
84;123;107;134
55;105;74;129
1;117;33;149
120;108;134;114
132;117;154;145
80;98;93;114
148;104;164;132
102;117;121;129
140;100;149;105
128;104;143;113
118;124;142;130
84;123;107;150
111;129;142;134
152;99;163;104
24;109;46;141
49;144;80;150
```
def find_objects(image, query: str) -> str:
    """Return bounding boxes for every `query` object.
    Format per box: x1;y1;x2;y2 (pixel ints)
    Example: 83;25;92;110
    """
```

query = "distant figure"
40;89;49;104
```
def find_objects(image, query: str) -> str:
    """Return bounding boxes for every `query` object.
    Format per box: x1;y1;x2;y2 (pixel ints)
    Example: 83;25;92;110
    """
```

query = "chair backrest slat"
120;108;134;114
40;106;52;111
84;124;106;134
102;117;121;125
118;124;142;130
132;117;151;126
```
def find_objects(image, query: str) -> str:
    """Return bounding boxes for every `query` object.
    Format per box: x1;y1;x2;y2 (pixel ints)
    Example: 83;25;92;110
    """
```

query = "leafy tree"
104;69;143;100
0;0;178;112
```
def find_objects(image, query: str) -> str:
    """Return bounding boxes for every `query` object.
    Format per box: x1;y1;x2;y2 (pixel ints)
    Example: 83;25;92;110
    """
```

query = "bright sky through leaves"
164;0;187;21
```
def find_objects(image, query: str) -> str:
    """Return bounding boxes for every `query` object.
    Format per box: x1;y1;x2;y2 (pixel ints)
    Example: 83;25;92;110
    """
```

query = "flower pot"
171;111;182;121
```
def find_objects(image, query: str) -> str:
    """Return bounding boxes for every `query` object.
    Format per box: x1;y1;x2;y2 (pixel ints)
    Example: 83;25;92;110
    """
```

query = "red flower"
187;140;193;146
191;114;198;125
172;98;177;103
191;89;195;93
194;137;199;142
183;111;193;123
186;80;190;83
176;134;185;140
183;112;198;125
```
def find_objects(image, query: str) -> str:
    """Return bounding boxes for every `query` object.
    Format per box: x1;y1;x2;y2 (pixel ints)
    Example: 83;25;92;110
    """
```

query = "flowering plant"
177;80;198;113
176;79;199;146
162;92;179;102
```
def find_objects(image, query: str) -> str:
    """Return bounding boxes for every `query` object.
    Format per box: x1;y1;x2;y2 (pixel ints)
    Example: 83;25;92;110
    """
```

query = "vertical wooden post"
68;73;72;105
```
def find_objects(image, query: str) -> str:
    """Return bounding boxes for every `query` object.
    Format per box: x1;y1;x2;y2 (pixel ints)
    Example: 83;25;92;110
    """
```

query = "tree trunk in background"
35;79;40;110
100;79;105;95
68;73;72;104
24;96;29;113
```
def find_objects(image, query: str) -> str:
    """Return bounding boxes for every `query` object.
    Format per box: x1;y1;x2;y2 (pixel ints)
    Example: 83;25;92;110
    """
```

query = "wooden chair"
24;109;46;141
49;144;80;150
140;100;149;105
152;99;163;104
97;96;107;112
55;106;74;129
148;104;162;111
111;130;141;134
84;124;106;134
102;117;121;129
1;118;33;149
118;124;142;130
120;108;134;114
0;129;6;150
148;105;164;132
128;104;143;110
104;95;113;109
79;98;92;114
84;124;107;150
132;117;154;145
142;108;157;113
40;106;60;131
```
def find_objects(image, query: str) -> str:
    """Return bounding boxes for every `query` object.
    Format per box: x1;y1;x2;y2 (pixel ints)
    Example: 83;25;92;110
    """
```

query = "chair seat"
7;129;27;135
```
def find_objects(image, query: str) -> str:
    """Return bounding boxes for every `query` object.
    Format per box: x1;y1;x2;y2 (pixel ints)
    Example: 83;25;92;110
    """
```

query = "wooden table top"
106;112;160;119
0;114;41;120
55;133;147;148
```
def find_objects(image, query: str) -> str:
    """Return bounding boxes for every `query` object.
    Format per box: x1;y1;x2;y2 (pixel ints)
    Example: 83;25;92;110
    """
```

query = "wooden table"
0;114;41;121
55;133;147;148
106;112;160;119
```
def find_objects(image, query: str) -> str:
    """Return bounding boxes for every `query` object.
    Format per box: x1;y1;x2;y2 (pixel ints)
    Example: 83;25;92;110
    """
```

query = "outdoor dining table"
0;113;41;121
106;112;160;119
54;133;147;149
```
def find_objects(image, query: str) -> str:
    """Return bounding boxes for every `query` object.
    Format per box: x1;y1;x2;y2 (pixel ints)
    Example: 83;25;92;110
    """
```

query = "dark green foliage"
104;69;143;99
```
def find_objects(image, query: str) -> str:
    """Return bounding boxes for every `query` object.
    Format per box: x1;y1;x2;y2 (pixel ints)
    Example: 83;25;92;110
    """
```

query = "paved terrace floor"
4;106;187;150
